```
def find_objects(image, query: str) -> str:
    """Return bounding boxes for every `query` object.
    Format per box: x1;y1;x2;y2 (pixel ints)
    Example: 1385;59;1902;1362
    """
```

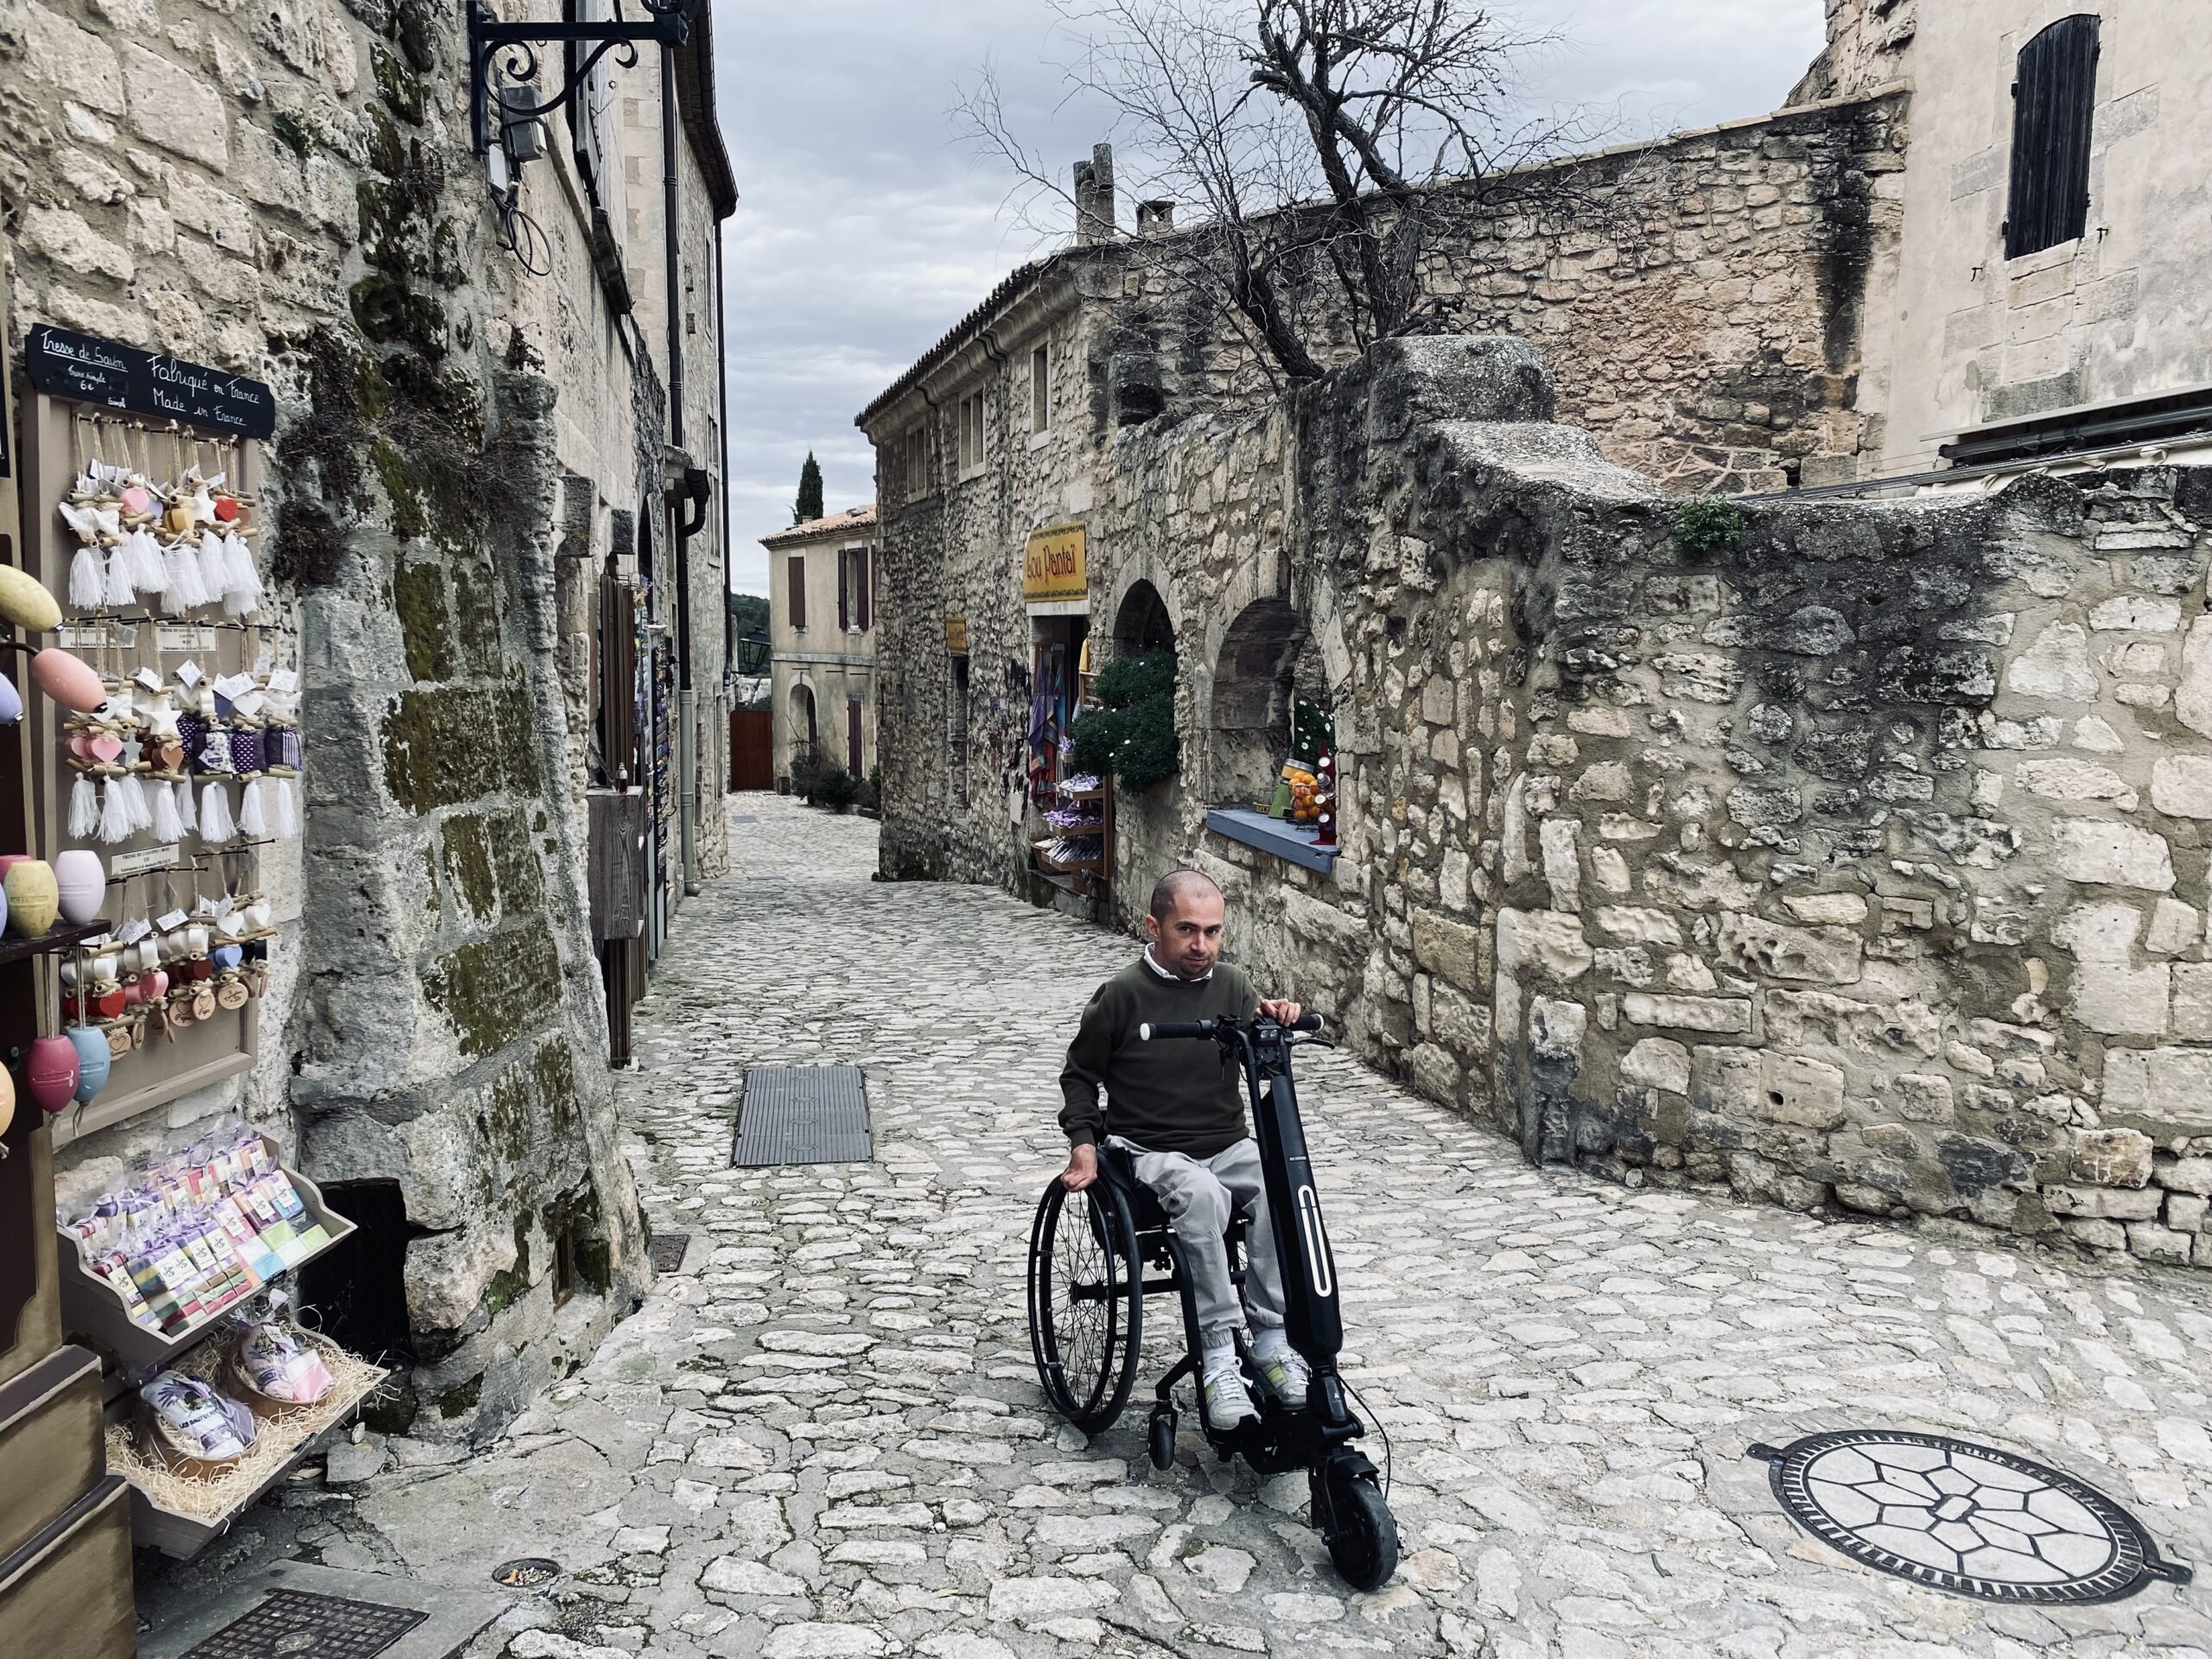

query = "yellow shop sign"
1022;523;1088;604
944;614;969;655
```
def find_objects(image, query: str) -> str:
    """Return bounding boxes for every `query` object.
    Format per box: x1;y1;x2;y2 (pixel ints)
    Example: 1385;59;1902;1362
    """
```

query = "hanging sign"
24;325;276;439
944;614;969;655
1022;523;1088;605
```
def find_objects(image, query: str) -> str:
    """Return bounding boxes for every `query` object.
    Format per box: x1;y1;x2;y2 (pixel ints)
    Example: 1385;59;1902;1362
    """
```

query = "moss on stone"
420;843;442;919
441;814;499;919
360;1370;419;1435
532;1039;580;1142
434;1375;484;1420
477;1211;535;1320
393;559;455;681
381;677;537;814
372;42;426;125
423;925;563;1057
449;550;502;665
270;110;316;158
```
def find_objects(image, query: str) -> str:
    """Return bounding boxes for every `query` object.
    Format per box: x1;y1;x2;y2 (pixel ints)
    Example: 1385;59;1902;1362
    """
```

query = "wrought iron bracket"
467;0;692;154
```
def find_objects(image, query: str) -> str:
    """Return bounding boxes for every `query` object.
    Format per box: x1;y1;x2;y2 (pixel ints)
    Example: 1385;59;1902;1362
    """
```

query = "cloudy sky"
709;1;1827;594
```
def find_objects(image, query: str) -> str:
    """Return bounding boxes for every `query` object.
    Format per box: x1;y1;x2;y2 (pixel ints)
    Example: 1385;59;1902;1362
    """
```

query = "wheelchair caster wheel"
1147;1408;1177;1471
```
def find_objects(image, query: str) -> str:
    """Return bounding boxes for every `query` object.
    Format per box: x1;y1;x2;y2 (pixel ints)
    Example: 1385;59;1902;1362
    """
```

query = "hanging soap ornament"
0;1058;14;1141
0;563;63;635
0;673;22;727
29;648;109;713
5;860;58;938
67;1025;109;1103
28;963;79;1116
54;849;104;925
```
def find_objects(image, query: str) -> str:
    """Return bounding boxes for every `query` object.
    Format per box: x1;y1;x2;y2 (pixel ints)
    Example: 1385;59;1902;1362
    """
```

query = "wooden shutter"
2006;15;2100;260
848;696;863;775
837;550;849;631
855;550;871;631
787;553;805;629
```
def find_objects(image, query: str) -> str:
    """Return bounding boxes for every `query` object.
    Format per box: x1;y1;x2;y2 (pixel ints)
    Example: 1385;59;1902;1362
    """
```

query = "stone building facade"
763;503;879;785
1796;0;2211;479
860;10;2212;1270
0;0;735;1433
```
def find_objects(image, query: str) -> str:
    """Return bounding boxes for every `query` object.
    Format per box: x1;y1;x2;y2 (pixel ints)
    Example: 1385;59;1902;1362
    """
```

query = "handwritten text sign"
26;325;276;439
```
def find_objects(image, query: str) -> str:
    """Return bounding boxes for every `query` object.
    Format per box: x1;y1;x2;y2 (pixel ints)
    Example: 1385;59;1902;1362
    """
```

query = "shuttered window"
2005;15;2100;260
837;550;849;631
787;554;806;630
855;550;871;632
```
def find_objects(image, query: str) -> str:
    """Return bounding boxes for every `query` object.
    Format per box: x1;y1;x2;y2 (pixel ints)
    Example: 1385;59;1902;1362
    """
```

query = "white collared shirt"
1142;944;1213;982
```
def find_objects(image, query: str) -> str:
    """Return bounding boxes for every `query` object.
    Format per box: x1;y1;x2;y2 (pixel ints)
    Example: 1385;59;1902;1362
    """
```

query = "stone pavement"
172;794;2212;1657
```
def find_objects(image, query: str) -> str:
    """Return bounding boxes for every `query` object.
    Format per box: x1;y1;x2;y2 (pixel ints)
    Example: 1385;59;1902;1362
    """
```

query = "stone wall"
0;0;726;1433
876;333;2212;1272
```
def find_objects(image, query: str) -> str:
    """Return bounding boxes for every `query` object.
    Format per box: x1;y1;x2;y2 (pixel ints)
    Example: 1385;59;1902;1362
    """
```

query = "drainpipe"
717;232;733;707
663;43;700;899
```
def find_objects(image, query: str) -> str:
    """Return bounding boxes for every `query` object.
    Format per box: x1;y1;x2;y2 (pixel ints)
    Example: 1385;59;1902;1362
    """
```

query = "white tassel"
175;778;198;834
70;546;105;609
99;778;133;845
130;527;166;593
151;778;183;842
69;773;99;838
222;531;257;595
195;532;227;605
238;777;268;838
199;780;234;843
121;772;153;832
164;539;207;610
103;548;136;608
273;778;299;840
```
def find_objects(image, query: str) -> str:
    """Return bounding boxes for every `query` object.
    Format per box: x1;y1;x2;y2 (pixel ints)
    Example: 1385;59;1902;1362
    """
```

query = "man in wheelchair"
1058;869;1310;1429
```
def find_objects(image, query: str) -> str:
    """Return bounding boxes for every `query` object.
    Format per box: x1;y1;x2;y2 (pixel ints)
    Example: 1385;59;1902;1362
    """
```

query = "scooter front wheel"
1319;1469;1399;1592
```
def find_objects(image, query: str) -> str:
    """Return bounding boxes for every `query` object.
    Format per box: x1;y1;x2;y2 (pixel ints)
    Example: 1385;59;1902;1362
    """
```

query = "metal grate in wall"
731;1065;872;1166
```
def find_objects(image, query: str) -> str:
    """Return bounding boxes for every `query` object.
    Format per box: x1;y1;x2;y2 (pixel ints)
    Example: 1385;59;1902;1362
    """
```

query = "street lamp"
737;628;771;677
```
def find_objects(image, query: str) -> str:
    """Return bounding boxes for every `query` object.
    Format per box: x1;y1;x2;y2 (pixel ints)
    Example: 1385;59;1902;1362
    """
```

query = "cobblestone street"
268;797;2212;1658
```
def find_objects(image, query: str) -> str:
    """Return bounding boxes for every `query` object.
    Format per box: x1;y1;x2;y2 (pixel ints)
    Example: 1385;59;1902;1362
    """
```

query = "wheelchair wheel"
1027;1176;1142;1433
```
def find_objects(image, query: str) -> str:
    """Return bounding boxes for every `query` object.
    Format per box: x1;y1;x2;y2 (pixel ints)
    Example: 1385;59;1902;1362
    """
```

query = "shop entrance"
1027;613;1089;803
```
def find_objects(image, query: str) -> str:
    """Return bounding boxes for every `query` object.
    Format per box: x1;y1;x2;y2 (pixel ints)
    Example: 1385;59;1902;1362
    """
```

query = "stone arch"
1210;596;1305;807
1112;579;1175;657
788;678;818;766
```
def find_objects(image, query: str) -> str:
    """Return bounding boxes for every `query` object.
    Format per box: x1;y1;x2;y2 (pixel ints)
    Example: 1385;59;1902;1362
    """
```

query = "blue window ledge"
1205;807;1337;874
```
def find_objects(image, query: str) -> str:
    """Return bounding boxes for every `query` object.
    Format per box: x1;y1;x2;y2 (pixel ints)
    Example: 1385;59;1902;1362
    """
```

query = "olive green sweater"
1058;957;1259;1158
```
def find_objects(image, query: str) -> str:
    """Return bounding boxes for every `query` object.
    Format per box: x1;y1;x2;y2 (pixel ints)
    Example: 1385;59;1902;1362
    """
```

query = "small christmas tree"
793;452;824;525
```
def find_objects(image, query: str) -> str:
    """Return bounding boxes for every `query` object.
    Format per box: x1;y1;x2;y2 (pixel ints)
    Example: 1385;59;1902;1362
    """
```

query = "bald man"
1058;870;1307;1427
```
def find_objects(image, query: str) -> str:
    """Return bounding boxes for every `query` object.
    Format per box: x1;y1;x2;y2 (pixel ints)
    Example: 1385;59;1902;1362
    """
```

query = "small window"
957;392;987;477
787;553;806;630
1032;345;1051;434
838;548;870;632
2005;15;2100;260
901;425;927;501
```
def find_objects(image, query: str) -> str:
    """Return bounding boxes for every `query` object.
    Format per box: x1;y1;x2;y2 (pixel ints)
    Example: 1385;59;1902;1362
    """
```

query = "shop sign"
24;324;276;439
944;614;969;655
1022;523;1088;604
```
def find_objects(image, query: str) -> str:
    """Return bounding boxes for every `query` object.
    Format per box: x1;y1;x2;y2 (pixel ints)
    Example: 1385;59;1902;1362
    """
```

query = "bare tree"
956;0;1608;386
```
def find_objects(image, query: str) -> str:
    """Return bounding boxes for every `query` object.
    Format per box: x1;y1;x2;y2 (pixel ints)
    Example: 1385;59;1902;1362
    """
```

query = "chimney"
1073;143;1117;245
1135;200;1175;238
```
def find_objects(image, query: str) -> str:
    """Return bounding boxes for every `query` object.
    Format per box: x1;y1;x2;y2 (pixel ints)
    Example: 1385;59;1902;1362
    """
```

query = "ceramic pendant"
4;861;58;938
192;984;218;1020
67;1027;109;1103
216;977;249;1012
26;1035;79;1115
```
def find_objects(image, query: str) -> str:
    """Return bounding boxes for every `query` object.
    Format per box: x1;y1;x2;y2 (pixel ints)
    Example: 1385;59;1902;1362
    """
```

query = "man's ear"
1142;912;1160;944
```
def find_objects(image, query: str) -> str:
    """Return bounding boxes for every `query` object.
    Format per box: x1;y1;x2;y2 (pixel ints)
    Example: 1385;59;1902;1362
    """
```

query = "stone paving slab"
179;794;2212;1658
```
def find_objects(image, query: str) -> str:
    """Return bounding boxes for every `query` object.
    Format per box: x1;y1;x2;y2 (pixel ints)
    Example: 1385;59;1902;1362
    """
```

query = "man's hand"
1061;1143;1098;1192
1258;997;1304;1027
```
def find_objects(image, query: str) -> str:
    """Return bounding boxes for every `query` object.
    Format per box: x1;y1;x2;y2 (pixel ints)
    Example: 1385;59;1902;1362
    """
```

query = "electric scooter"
1025;1012;1398;1590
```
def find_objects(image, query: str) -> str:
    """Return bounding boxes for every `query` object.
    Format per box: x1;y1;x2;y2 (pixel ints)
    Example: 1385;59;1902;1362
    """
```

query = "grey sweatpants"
1110;1135;1285;1341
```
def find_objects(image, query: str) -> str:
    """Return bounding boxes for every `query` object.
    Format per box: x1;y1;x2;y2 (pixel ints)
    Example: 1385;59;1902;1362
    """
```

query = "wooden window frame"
787;552;807;631
2005;14;2101;261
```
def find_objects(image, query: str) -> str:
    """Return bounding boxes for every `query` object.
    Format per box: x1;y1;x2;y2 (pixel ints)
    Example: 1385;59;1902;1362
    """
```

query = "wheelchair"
1025;1012;1399;1591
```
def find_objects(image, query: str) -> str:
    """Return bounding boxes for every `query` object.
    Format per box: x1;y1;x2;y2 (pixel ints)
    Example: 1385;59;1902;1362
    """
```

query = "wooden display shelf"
0;921;107;969
57;1141;356;1372
1033;837;1104;875
107;1330;385;1559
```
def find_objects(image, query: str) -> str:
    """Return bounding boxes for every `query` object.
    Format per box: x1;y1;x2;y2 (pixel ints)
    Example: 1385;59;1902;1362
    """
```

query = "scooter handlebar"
1138;1013;1326;1040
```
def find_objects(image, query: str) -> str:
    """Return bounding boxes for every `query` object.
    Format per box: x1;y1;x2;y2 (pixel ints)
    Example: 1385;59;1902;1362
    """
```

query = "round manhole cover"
491;1558;562;1591
1750;1431;2192;1604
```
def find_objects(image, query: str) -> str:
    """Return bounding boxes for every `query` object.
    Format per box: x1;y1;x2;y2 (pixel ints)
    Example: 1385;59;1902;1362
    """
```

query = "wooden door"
728;709;772;791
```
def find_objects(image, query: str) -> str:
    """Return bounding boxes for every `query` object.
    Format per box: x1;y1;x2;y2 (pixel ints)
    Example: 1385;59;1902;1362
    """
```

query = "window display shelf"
1033;837;1104;875
1205;806;1337;874
0;921;108;969
56;1138;356;1372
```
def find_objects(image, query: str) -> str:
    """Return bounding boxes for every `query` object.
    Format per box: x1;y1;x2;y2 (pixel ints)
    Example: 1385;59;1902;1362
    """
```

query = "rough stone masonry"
880;334;2212;1275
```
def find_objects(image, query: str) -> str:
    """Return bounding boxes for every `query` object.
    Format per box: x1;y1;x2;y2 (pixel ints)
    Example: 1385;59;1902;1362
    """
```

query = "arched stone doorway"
1210;596;1304;808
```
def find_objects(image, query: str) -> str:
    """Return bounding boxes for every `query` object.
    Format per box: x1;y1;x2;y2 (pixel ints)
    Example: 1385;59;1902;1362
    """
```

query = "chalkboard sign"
23;325;275;440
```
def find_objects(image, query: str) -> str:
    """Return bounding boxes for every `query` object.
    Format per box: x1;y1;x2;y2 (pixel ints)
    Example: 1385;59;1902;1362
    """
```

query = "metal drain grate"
1750;1430;2192;1604
184;1590;426;1658
649;1232;690;1272
732;1066;872;1166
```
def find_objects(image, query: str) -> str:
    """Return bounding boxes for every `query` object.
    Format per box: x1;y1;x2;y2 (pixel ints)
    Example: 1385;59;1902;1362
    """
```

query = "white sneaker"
1250;1329;1311;1406
1203;1366;1259;1428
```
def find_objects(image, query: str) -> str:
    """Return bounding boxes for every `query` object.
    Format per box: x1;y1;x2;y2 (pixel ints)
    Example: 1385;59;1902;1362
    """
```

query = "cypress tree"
793;453;824;524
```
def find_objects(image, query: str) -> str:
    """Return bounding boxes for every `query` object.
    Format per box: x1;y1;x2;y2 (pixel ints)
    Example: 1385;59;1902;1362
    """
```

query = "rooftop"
760;504;878;547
